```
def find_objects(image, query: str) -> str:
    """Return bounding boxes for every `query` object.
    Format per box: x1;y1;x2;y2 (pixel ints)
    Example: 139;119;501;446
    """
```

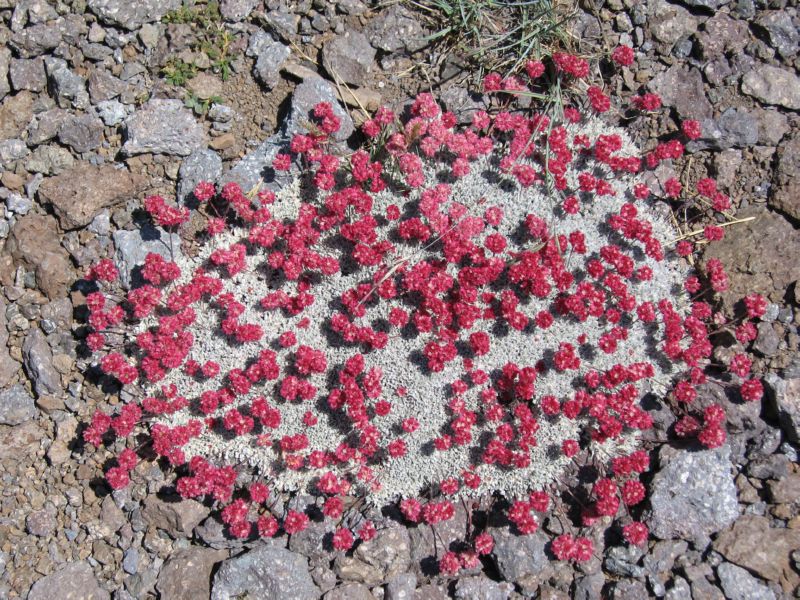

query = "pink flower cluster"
81;49;770;574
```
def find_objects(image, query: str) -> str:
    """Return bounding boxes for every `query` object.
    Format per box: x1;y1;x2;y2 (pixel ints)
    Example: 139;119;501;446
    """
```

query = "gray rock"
353;526;412;582
28;562;110;600
0;48;9;100
643;540;687;576
26;108;70;146
9;22;62;58
88;0;182;30
286;76;354;142
87;68;127;103
755;109;789;147
221;0;259;21
605;545;646;578
23;328;61;396
649;65;712;121
6;192;32;215
695;13;748;61
770;130;800;221
676;0;729;8
253;39;291;90
44;57;89;110
764;373;800;443
263;9;300;37
9;57;46;92
364;5;426;53
96;100;129;126
742;65;800;110
122;99;206;156
440;86;487;125
247;30;273;58
385;573;417;600
611;579;648;600
157;547;228;600
142;495;209;537
0;384;36;425
113;226;182;289
122;547;139;574
322;31;376;86
646;444;738;545
138;23;161;49
648;0;698;55
489;527;548;582
689;108;759;152
288;516;335;560
324;583;374;600
574;574;605;600
716;562;775;600
665;576;691;600
753;322;780;356
57;113;105;154
178;149;223;203
24;145;75;175
208;103;233;123
211;543;320;600
454;577;512;600
0;139;30;168
754;11;798;59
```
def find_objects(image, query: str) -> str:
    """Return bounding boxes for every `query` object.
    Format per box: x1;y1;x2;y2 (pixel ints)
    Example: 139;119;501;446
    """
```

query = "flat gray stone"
764;373;800;443
157;547;228;600
754;11;798;58
88;0;181;30
648;0;698;55
454;576;512;600
23;328;61;396
364;5;426;53
649;64;712;121
689;108;759;152
113;226;182;289
0;47;9;99
122;98;207;157
386;573;417;600
57;113;105;154
742;65;800;110
220;0;259;21
211;543;320;600
286;76;354;142
9;57;46;92
253;39;290;90
96;100;129;126
178;149;223;203
27;561;109;600
0;384;36;425
489;526;548;582
44;57;89;110
142;495;209;537
322;30;376;86
646;444;738;545
717;562;775;600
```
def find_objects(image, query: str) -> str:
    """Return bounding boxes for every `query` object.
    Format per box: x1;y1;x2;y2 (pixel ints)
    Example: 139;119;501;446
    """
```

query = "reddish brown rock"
713;514;800;592
703;207;800;310
5;214;74;299
37;163;146;230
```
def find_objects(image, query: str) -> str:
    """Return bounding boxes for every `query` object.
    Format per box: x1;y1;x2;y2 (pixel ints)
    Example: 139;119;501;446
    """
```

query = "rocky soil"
0;0;798;598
